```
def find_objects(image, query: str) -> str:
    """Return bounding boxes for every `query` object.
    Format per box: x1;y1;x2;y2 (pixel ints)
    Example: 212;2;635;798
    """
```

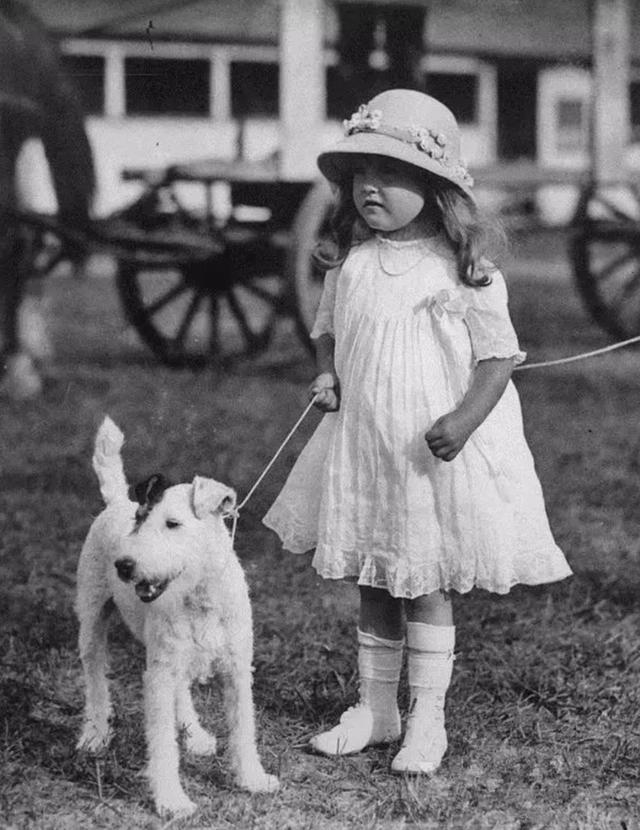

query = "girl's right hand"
309;372;340;411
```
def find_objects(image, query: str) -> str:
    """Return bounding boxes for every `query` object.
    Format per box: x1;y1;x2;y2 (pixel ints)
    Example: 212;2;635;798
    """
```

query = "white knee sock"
406;622;455;703
310;628;403;756
391;622;455;774
357;628;403;735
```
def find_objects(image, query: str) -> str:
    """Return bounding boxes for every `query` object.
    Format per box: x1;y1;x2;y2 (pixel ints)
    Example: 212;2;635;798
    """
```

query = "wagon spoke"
592;194;640;224
224;286;273;352
173;289;204;347
238;279;282;307
594;246;635;282
146;281;190;316
208;295;221;355
601;272;640;335
628;182;640;207
620;275;640;306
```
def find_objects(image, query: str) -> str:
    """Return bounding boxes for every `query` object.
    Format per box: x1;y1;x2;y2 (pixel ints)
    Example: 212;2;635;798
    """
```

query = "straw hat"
317;89;474;198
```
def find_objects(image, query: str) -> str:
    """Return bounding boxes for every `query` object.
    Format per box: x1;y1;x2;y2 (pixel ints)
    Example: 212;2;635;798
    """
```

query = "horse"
0;0;95;397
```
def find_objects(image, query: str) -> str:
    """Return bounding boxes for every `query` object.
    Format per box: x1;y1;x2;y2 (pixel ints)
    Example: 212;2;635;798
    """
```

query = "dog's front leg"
176;680;218;756
144;662;197;818
77;597;113;753
221;640;279;793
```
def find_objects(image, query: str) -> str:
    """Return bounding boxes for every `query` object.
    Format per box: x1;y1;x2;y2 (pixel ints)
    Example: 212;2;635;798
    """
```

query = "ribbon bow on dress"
426;289;467;319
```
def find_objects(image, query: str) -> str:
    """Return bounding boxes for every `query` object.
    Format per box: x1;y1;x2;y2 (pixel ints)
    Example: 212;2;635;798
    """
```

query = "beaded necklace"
376;235;436;277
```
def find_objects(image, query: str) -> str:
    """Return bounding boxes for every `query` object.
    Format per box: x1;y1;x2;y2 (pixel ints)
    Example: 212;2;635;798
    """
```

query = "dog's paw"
155;790;197;819
76;723;112;754
185;729;217;756
238;768;280;794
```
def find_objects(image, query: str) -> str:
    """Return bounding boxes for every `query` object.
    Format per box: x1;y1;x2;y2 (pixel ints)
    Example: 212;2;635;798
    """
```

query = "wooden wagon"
8;0;640;367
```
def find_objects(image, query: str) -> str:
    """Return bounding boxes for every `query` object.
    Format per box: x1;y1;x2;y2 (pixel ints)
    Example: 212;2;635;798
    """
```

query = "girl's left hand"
425;411;474;462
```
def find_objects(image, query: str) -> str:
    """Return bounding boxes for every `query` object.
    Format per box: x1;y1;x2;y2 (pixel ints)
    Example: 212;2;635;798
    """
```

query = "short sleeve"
310;267;339;339
463;269;526;365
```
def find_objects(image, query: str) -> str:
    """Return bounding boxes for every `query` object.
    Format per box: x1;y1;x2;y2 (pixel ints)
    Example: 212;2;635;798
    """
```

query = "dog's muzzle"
134;578;169;603
115;558;169;603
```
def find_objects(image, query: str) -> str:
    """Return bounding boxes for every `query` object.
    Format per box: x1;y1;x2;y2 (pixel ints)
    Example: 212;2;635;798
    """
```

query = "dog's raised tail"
93;416;128;505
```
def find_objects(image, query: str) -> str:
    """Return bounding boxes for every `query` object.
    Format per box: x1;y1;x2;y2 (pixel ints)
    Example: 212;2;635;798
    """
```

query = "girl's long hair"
314;169;506;288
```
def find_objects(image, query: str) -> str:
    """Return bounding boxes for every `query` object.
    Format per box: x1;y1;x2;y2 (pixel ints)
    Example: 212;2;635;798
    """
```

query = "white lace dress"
263;235;572;598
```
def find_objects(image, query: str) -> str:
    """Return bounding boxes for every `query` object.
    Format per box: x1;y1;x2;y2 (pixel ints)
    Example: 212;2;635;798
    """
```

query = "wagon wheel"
286;179;335;352
571;181;640;338
116;241;287;367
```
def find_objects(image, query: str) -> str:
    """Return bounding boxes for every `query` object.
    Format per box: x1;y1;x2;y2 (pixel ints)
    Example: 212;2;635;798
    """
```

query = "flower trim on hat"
343;104;383;134
343;103;474;190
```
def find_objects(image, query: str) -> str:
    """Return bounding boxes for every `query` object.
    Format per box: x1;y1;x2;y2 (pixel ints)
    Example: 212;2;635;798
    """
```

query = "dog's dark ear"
191;476;236;519
129;473;172;506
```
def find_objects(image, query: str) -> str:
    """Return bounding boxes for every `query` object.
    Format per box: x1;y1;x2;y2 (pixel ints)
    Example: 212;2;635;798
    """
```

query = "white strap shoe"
310;703;401;756
391;698;447;774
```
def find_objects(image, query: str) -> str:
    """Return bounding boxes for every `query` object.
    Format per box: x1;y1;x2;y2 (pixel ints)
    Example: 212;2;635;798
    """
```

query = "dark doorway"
327;3;427;118
496;60;538;161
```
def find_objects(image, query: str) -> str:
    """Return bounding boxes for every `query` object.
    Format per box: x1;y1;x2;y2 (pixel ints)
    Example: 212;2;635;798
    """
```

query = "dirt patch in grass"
2;238;640;828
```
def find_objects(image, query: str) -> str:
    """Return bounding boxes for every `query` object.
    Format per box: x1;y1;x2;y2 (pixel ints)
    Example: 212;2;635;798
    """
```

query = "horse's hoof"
1;353;42;399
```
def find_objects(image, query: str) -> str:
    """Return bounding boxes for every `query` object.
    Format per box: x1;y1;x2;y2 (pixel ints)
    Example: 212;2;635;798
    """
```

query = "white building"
22;0;640;219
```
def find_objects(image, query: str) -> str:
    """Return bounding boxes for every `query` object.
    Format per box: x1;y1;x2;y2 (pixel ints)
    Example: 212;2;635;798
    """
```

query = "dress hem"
311;563;573;599
263;515;573;600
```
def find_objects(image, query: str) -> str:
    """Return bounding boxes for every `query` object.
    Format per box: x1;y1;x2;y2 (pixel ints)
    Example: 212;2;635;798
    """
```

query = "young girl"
263;89;572;774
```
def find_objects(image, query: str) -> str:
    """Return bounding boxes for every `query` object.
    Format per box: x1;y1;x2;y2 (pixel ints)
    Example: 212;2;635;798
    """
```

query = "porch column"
104;45;125;118
591;0;629;181
211;48;230;122
279;0;325;180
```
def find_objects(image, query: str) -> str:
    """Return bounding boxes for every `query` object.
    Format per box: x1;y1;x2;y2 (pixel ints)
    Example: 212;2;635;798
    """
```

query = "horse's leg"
0;229;23;355
15;140;55;365
0;133;42;398
0;229;41;399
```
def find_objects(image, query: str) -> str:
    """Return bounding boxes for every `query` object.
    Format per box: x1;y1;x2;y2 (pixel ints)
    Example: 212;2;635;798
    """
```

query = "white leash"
228;394;319;543
514;333;640;371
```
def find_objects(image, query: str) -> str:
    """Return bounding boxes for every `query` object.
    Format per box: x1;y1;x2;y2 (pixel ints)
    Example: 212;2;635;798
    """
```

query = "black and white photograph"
1;1;639;827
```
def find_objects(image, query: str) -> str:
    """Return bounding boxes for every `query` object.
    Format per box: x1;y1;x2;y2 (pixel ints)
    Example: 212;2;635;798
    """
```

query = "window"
555;97;587;153
61;54;105;115
125;57;210;116
230;62;279;118
424;73;478;124
327;64;357;120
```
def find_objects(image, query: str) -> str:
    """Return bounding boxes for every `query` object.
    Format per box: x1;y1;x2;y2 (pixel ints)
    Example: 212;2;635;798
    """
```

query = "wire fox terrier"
75;417;278;818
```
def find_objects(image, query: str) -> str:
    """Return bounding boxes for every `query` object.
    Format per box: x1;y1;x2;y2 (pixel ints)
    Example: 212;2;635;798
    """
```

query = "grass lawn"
2;232;640;829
